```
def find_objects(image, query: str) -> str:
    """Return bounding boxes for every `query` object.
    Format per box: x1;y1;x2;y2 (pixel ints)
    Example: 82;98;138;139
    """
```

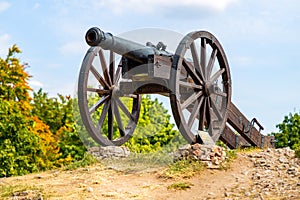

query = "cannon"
78;27;274;148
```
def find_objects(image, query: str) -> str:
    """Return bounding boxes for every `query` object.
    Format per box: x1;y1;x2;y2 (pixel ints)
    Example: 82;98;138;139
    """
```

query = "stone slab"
197;131;215;145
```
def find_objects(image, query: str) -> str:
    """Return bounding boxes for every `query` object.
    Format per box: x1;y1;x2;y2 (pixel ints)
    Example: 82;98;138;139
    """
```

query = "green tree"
31;89;69;133
271;112;300;150
125;95;185;153
31;89;86;162
0;45;52;177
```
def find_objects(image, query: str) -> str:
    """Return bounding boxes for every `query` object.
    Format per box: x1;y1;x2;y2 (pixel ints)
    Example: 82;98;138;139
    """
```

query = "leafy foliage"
125;95;185;153
0;46;50;177
271;112;300;150
31;89;86;163
0;46;86;177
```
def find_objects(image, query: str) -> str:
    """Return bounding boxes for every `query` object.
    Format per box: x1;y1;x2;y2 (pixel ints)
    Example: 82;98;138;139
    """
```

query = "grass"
161;159;204;179
219;148;238;170
64;152;99;171
1;184;45;199
167;181;194;190
236;146;262;153
101;151;173;173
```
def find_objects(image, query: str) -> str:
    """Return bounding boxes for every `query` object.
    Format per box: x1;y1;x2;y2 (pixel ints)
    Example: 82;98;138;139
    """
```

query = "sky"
0;0;299;134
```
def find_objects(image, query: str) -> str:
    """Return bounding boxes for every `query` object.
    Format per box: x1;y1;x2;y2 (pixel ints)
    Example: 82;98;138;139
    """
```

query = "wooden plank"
227;103;274;148
220;125;237;149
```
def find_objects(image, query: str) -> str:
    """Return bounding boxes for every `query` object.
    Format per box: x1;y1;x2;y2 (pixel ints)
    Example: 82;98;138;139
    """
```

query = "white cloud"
65;0;237;15
0;33;10;56
59;41;86;56
104;0;237;14
0;1;10;13
28;80;44;88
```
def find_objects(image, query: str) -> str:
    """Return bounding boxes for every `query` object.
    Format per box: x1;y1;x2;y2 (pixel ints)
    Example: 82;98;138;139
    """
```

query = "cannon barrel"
85;27;172;63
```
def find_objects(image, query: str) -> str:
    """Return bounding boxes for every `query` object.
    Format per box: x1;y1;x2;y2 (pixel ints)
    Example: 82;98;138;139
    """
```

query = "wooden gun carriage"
78;27;274;148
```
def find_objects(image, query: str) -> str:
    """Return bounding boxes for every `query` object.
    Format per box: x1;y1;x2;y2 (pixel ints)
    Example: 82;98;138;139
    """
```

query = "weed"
161;159;204;179
64;152;99;170
1;184;45;199
167;181;194;190
237;146;262;154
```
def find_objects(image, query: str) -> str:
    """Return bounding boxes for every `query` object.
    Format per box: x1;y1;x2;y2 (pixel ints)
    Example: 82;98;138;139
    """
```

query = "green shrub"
64;152;98;170
271;112;300;150
125;95;185;153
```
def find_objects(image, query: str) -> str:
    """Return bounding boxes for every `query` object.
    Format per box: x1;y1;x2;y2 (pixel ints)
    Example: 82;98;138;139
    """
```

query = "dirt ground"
0;153;257;200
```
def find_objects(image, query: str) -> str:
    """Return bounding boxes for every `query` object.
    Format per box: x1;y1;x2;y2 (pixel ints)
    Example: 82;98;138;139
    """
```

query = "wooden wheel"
78;47;141;146
170;31;231;144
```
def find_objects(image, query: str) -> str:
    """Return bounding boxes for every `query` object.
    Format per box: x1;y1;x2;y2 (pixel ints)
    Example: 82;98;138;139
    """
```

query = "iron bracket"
243;118;264;135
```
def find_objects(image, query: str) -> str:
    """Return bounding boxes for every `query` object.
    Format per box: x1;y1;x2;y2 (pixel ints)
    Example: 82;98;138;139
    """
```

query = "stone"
197;131;215;145
192;149;202;156
88;146;130;159
178;144;191;151
248;148;299;199
85;187;94;193
173;143;227;168
245;191;251;197
224;191;230;197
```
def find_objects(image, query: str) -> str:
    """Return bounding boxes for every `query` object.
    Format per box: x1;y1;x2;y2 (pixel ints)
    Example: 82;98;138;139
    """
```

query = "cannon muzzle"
85;27;105;46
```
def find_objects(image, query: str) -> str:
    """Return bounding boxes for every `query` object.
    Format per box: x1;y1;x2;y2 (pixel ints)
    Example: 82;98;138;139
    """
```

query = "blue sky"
0;0;299;134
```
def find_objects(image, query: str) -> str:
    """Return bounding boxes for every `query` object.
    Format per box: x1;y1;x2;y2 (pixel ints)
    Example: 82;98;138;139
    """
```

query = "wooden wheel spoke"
112;101;125;136
213;90;227;97
182;59;203;85
114;67;122;84
206;48;218;79
206;98;212;128
181;91;203;110
87;88;110;95
210;98;223;120
210;68;225;83
116;98;134;121
123;94;138;98
108;100;114;140
99;49;112;85
109;50;115;84
89;95;110;114
97;100;110;131
90;65;110;89
188;96;204;129
190;42;205;81
200;38;207;78
199;97;207;130
179;81;203;90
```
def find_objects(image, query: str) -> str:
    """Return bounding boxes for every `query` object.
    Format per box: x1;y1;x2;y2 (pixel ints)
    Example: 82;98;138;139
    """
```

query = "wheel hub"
111;85;119;99
203;82;212;97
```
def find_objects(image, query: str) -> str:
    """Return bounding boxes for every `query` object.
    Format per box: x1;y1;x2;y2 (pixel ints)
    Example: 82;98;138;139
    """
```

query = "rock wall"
173;143;227;168
247;147;299;199
225;147;300;199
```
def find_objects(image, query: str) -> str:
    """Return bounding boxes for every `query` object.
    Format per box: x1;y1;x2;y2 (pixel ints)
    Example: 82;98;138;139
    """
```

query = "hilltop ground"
1;148;299;200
